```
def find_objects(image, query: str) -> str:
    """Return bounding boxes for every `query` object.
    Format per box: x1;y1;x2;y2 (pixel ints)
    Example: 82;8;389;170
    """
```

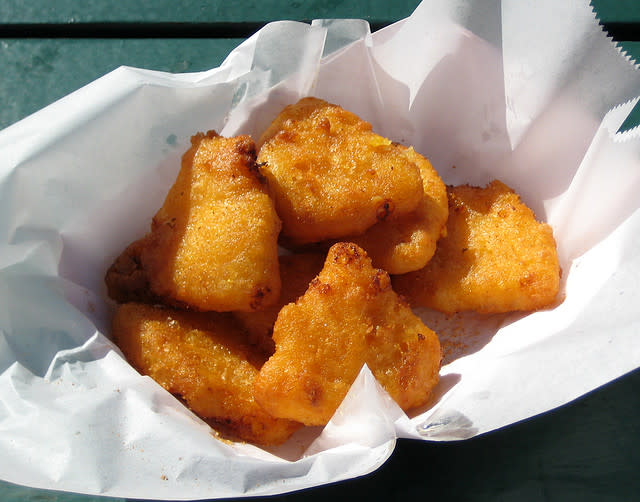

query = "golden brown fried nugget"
394;180;561;314
342;147;448;274
105;237;162;305
106;131;282;312
112;303;301;445
257;98;424;245
253;243;441;426
257;97;329;148
233;252;326;355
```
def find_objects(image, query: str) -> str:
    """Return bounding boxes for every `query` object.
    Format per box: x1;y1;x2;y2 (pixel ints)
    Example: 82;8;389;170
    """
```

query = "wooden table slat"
0;0;421;25
0;38;243;129
0;0;638;26
2;39;638;132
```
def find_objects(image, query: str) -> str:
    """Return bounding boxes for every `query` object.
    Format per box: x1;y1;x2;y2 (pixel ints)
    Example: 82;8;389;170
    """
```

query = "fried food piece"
257;97;328;148
393;180;561;314
104;237;163;305
253;243;441;426
340;147;448;274
105;131;282;312
257;97;425;245
112;302;301;445
233;252;326;355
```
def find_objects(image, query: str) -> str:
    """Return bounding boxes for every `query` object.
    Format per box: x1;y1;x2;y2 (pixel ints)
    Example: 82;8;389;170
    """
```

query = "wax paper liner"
1;0;640;499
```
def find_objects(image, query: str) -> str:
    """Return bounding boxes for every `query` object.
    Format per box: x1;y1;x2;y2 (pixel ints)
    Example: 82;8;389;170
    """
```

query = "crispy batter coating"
341;147;448;274
112;303;301;445
253;243;441;426
256;98;424;245
257;97;329;148
104;237;163;305
233;252;326;355
105;131;282;312
394;180;561;314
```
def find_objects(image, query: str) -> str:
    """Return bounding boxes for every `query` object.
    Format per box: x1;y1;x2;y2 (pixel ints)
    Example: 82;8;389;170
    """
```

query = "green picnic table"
1;1;639;501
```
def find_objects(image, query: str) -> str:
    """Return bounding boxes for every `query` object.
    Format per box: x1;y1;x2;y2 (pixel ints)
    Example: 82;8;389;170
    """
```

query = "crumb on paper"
416;308;514;366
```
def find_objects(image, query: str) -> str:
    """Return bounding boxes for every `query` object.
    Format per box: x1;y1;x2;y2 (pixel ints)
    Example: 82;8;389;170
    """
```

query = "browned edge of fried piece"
105;131;282;313
105;237;150;304
233;252;327;356
393;180;561;314
257;97;332;148
112;302;302;446
253;242;441;426
256;97;425;245
328;146;448;274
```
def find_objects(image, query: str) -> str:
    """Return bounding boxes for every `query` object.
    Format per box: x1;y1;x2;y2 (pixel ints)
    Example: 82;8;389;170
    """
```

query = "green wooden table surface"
1;1;639;501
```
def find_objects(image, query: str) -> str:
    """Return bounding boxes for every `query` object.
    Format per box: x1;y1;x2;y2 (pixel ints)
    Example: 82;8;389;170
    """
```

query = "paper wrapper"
1;0;640;499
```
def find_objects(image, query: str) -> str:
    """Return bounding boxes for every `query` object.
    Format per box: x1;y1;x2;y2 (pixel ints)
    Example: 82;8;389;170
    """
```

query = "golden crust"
106;131;282;312
253;243;441;426
112;302;301;445
233;252;326;356
393;180;561;314
341;147;448;274
104;237;163;305
257;98;424;245
105;99;563;447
